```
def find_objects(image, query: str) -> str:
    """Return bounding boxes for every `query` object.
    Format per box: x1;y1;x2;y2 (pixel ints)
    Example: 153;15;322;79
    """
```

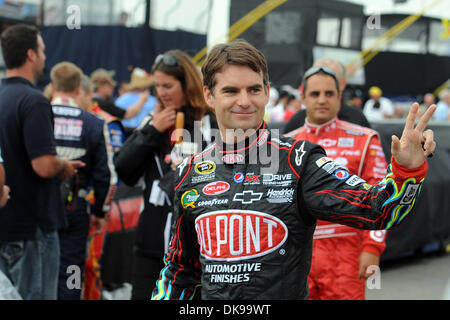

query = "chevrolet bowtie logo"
233;190;263;204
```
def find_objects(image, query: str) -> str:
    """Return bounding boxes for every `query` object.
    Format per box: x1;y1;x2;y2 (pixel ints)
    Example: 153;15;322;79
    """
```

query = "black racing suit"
151;121;428;300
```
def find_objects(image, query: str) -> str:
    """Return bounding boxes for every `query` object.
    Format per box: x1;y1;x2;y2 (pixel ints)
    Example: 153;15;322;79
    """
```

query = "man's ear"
203;86;214;109
27;48;37;63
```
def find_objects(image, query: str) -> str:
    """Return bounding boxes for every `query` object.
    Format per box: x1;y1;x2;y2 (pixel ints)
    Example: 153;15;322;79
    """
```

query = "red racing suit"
287;117;387;299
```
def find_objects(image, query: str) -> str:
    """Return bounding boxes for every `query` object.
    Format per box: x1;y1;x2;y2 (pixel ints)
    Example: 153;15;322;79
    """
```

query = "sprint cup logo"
195;210;288;261
195;161;216;175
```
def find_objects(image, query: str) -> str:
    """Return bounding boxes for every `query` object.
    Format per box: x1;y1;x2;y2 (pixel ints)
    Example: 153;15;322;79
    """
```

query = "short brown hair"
201;39;269;93
50;62;82;92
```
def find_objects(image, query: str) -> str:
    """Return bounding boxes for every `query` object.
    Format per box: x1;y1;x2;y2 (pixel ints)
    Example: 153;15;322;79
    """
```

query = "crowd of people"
266;83;450;126
0;24;440;301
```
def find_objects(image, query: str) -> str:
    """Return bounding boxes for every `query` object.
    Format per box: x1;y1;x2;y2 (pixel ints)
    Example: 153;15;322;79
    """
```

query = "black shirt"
283;104;371;134
0;77;65;241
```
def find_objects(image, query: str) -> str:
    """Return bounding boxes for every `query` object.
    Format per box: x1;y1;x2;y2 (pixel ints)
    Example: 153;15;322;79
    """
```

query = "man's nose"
237;91;251;107
317;92;327;104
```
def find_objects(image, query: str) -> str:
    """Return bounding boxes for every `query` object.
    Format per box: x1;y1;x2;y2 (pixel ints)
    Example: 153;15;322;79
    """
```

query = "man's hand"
57;159;85;179
90;215;107;236
391;102;437;169
0;185;10;208
358;251;380;279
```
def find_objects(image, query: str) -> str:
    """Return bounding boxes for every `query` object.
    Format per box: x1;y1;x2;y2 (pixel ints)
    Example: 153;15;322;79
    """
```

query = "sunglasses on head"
303;66;338;82
302;66;340;92
152;54;179;72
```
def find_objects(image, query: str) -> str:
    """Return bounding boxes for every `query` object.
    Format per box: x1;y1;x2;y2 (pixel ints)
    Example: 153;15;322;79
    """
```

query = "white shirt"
363;97;394;122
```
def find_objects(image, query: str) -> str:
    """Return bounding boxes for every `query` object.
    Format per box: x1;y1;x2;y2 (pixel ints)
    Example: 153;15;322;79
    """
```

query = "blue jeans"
0;228;60;300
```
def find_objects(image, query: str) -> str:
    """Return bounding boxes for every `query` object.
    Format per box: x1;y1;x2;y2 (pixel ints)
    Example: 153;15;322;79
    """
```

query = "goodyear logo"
181;189;200;209
195;160;216;175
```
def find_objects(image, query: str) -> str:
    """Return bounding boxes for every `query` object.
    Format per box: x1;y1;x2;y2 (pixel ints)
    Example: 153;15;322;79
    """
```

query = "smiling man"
287;66;390;300
152;39;436;300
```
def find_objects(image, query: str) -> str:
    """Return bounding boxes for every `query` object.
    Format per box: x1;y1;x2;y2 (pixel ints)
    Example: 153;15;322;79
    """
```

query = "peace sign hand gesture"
391;102;437;169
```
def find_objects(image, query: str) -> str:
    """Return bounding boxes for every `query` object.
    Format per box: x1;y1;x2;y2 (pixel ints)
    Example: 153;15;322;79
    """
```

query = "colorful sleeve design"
301;152;428;230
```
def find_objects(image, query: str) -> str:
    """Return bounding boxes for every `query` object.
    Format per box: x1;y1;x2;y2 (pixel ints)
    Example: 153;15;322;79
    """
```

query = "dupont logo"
195;210;288;261
202;181;230;196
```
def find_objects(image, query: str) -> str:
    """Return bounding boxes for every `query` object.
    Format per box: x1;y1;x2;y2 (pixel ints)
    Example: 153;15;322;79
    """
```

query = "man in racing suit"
151;39;437;300
286;65;387;299
50;62;116;299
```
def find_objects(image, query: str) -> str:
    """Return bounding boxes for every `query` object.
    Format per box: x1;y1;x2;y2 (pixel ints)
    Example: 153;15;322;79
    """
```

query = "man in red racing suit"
288;118;388;299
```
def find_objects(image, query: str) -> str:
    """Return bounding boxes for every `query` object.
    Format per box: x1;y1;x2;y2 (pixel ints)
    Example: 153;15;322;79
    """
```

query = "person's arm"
358;134;388;278
293;103;436;230
152;157;202;300
122;90;150;120
31;155;84;179
113;106;175;186
90;121;117;218
0;162;9;208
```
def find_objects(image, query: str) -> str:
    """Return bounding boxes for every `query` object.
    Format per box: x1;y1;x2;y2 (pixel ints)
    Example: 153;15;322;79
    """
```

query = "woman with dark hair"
113;50;216;300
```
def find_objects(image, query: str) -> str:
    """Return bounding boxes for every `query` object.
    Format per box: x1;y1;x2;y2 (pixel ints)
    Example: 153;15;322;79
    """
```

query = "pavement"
366;252;450;300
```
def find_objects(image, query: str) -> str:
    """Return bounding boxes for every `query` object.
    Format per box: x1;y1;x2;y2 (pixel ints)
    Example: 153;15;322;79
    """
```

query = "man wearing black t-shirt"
283;58;370;134
0;24;83;300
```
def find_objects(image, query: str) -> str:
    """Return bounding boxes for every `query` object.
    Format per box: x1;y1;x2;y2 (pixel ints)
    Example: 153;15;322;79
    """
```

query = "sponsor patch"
202;181;230;196
318;139;336;148
345;174;366;186
338;137;354;148
334;169;350;180
195;160;216;175
233;172;245;183
177;157;189;176
195;210;288;261
399;184;420;205
197;198;229;207
222;153;244;164
243;173;260;185
295;141;306;166
315;156;333;168
181;189;200;208
262;173;293;187
54;118;83;141
233;190;263;204
370;230;386;243
267;188;294;203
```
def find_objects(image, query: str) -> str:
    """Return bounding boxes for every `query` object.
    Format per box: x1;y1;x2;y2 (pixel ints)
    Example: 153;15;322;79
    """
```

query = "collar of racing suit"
51;95;78;108
304;116;338;136
213;121;269;164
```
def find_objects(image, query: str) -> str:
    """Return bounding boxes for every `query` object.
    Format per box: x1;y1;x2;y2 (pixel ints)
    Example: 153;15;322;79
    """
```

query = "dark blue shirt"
0;77;65;241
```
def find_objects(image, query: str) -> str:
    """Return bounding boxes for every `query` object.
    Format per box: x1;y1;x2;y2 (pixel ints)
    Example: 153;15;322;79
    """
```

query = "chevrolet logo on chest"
233;190;263;204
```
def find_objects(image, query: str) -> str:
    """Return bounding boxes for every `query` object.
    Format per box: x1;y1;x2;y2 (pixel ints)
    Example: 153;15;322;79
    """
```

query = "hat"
125;68;153;91
369;86;382;97
90;68;117;89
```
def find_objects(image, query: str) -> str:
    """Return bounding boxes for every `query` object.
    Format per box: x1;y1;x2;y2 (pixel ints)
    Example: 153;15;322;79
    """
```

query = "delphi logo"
195;210;288;261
